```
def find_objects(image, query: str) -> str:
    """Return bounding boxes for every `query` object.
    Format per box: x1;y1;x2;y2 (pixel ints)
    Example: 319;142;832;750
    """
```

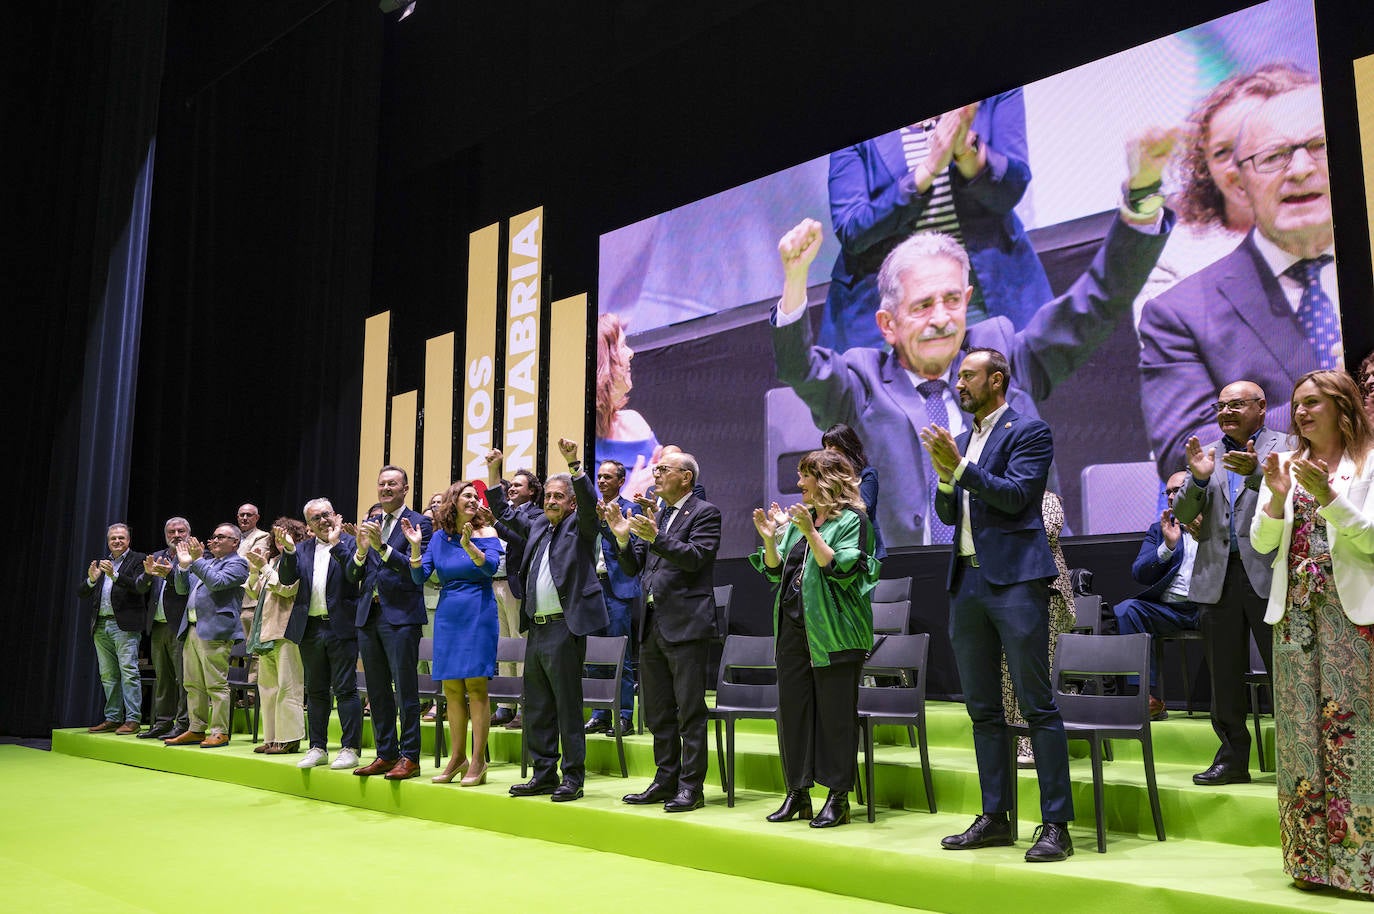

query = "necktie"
1285;255;1339;369
917;379;955;545
658;504;677;534
381;513;396;545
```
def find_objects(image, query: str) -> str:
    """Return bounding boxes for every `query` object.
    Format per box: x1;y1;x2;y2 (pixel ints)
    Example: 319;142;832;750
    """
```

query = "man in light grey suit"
1172;379;1282;785
772;131;1176;548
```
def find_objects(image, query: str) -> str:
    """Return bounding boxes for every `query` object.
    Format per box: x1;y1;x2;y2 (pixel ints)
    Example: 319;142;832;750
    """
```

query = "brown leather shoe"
384;758;421;780
164;730;206;746
504;714;523;730
353;757;399;777
89;721;120;733
263;740;300;755
200;733;230;748
254;742;273;754
1148;696;1168;721
115;721;141;735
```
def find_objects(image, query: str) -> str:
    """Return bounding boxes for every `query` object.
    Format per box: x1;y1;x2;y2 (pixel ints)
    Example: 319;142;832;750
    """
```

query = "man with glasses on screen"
1170;380;1281;786
1140;80;1334;480
773;131;1175;549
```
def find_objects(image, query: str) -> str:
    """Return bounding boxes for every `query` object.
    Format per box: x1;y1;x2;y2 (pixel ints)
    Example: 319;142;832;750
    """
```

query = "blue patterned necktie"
917;379;955;545
1285;255;1339;369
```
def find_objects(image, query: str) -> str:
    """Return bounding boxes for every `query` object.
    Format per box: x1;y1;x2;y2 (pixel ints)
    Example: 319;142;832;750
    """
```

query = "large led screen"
597;0;1339;557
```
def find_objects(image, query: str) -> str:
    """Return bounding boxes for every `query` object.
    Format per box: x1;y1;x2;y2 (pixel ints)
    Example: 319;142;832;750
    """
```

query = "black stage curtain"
2;2;168;738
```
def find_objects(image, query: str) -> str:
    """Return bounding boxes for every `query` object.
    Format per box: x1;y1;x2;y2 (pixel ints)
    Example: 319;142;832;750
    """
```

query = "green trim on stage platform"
47;700;1368;913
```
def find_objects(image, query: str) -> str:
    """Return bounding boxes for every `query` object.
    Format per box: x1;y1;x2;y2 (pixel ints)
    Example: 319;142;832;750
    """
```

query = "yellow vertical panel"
358;311;390;519
461;223;501;482
389;390;418;508
547;293;588;467
1357;55;1374;276
422;332;455;499
504;206;543;479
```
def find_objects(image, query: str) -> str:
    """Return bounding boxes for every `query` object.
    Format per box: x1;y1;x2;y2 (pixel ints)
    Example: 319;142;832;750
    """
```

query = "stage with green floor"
42;702;1370;913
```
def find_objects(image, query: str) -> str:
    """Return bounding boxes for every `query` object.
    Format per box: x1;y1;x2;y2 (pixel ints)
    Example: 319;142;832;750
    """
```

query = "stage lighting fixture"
379;0;417;19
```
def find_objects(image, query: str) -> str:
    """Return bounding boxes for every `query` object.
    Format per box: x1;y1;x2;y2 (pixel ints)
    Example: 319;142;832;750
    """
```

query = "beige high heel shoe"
459;762;488;787
431;759;470;784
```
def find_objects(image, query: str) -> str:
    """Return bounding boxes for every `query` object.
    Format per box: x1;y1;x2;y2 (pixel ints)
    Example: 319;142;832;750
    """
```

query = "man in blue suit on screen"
921;347;1073;863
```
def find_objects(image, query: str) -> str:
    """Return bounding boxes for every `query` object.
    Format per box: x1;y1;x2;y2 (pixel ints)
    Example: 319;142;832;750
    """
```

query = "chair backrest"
871;577;912;603
764;386;815;512
871;599;911;635
487;636;528;703
713;634;778;711
418;637;434;663
859;633;929;717
1246;632;1269;680
582;635;628;711
1053;633;1151;729
1070;594;1104;635
713;584;734;639
1080;461;1161;535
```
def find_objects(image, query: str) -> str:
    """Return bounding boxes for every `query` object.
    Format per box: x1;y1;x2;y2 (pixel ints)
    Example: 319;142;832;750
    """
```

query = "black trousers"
523;617;586;787
299;616;362;752
356;609;422;762
1199;552;1273;769
640;608;709;791
775;613;862;792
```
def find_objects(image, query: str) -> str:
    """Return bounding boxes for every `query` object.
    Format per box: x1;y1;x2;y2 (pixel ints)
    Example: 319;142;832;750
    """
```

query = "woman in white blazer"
1251;369;1374;896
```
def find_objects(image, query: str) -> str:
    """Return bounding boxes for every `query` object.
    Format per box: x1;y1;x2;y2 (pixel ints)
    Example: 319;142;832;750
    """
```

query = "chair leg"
1152;637;1165;715
726;719;736;808
1091;737;1107;853
614;728;627;778
1141;733;1166;841
1180;640;1193;716
917;720;936;814
864;721;876;823
852;722;864;806
1008;734;1019;842
715;719;728;794
1250;683;1268;773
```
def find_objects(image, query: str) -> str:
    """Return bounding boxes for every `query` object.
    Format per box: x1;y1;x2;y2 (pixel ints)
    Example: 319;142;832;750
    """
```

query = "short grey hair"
676;453;700;487
303;497;335;517
544;474;573;497
877;231;970;313
107;523;130;536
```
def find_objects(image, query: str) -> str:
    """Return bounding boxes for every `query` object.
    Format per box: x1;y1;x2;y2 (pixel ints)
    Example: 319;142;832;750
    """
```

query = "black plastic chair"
415;638;448;768
871;599;911;636
706;635;780;807
1010;633;1165;853
871;577;912;604
1070;594;1105;635
713;584;734;639
1245;633;1272;773
856;633;934;820
582;635;629;777
227;642;260;743
1153;629;1205;715
486;636;528;775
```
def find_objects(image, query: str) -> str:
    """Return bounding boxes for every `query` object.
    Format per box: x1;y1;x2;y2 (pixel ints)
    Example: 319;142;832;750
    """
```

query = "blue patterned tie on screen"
917;379;955;545
1285;255;1339;370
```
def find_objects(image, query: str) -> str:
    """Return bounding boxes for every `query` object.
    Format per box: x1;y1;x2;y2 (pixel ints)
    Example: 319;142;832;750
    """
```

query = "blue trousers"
950;563;1073;822
93;617;141;723
587;590;636;721
357;611;422;762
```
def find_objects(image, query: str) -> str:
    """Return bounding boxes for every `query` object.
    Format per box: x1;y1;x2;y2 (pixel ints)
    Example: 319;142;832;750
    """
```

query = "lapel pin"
1004;422;1012;429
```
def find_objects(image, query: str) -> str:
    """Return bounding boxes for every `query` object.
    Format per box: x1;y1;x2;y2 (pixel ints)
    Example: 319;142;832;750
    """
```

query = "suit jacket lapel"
1221;236;1312;383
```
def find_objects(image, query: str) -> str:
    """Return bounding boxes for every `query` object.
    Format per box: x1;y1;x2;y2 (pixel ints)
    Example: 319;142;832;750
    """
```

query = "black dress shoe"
809;790;850;828
664;788;705;813
1024;822;1073;862
1193;762;1251;786
766;789;814;822
623;781;676;805
509;777;559;797
551;783;584;802
612;717;635;737
161;727;188;742
138;725;171;740
583;717;611;735
941;813;1014;849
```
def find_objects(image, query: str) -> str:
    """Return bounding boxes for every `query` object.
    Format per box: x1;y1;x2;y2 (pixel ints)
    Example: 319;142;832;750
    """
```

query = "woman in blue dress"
403;481;502;786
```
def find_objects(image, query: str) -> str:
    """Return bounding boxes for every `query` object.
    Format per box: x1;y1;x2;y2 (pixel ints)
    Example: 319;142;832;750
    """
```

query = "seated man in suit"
1112;470;1201;720
774;130;1175;548
602;451;722;813
584;459;641;738
348;465;433;781
134;516;191;739
78;523;148;735
168;523;249;748
921;347;1073;862
278;500;365;770
486;439;608;802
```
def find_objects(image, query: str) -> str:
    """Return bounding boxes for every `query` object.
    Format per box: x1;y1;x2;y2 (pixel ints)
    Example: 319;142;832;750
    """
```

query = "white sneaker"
330;747;360;770
297;747;328;769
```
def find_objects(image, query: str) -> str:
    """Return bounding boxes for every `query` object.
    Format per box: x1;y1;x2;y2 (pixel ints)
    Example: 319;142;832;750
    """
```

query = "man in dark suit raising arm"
921;347;1073;862
486;438;609;802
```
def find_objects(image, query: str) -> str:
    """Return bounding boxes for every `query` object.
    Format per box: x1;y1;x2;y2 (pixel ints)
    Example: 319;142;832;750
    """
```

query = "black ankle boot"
809;789;851;828
765;789;814;822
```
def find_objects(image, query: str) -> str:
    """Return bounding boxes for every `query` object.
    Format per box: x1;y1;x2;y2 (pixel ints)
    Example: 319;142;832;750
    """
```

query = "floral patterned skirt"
1275;494;1374;893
